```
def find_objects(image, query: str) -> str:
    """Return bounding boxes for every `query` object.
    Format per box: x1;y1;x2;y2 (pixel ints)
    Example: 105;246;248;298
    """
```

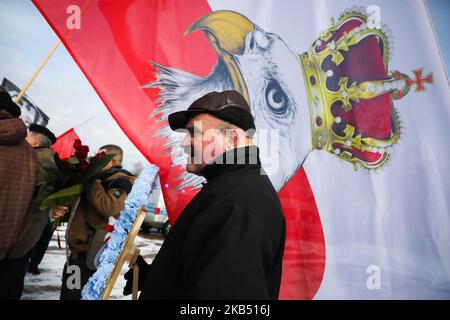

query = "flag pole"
14;39;61;104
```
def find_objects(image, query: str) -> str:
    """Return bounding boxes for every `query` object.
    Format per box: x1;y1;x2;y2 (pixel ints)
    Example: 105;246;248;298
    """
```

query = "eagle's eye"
265;79;288;115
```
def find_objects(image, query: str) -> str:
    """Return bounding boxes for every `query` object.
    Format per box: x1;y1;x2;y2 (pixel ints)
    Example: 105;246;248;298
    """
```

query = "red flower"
73;140;89;152
75;151;88;162
73;139;82;149
72;139;90;162
95;151;106;158
79;145;89;153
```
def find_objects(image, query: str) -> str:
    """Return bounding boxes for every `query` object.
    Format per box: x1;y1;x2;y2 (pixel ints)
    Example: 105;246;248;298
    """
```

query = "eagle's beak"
186;10;254;103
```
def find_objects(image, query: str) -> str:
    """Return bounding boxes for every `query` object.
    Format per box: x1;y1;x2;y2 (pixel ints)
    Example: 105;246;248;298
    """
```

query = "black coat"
139;146;286;300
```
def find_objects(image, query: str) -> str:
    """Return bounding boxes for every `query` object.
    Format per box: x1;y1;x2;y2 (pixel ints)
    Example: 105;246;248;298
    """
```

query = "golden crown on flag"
299;7;433;170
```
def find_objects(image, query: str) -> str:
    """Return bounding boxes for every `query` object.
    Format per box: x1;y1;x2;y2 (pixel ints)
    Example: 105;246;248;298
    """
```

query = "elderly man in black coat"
124;90;286;300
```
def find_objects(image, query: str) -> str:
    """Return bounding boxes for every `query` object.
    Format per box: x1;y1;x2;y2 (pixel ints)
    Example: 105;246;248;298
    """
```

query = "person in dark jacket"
0;87;38;300
124;90;286;300
3;124;57;300
23;123;57;275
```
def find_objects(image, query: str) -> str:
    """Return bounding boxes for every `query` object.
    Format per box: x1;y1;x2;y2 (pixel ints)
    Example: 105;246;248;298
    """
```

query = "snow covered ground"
21;224;164;300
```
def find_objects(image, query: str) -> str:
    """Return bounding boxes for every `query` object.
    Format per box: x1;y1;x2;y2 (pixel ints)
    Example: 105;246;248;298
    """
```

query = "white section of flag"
208;0;450;298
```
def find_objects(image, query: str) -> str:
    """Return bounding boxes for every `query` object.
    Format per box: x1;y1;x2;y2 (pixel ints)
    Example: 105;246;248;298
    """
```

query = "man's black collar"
98;166;134;180
200;145;261;182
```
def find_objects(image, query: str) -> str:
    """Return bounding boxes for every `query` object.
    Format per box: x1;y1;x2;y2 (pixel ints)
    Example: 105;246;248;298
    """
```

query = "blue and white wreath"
81;164;159;300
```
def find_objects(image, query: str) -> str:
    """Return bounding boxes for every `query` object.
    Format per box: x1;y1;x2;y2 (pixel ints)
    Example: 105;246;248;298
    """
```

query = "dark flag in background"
1;77;49;127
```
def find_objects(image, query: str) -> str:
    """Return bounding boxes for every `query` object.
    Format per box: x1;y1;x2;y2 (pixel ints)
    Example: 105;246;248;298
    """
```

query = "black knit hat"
0;86;21;117
168;90;255;131
29;123;57;145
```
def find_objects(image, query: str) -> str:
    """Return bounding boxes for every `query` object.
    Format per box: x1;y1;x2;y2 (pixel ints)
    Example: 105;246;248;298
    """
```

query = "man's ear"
32;136;40;147
228;129;239;148
111;158;118;167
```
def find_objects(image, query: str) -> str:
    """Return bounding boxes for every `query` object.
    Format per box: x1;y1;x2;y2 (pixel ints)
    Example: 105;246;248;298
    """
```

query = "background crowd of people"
0;87;136;300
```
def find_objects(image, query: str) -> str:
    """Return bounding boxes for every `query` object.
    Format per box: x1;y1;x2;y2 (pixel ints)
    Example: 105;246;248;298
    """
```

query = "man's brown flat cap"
168;90;255;131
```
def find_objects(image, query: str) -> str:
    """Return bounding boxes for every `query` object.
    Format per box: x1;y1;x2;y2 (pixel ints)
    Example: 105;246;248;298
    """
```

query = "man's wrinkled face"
180;114;228;175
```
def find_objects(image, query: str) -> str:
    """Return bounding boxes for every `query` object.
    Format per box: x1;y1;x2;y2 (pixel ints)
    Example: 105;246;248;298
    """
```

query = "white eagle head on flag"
144;7;433;191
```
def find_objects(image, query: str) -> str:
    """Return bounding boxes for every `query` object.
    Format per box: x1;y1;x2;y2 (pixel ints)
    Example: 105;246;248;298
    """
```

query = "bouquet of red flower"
39;139;115;229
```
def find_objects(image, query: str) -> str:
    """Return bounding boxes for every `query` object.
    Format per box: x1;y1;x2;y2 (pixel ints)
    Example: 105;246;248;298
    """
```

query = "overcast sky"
0;0;148;171
0;0;448;171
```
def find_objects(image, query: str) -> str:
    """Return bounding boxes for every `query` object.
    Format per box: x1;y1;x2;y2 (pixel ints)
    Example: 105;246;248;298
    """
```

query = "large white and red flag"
33;0;450;299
